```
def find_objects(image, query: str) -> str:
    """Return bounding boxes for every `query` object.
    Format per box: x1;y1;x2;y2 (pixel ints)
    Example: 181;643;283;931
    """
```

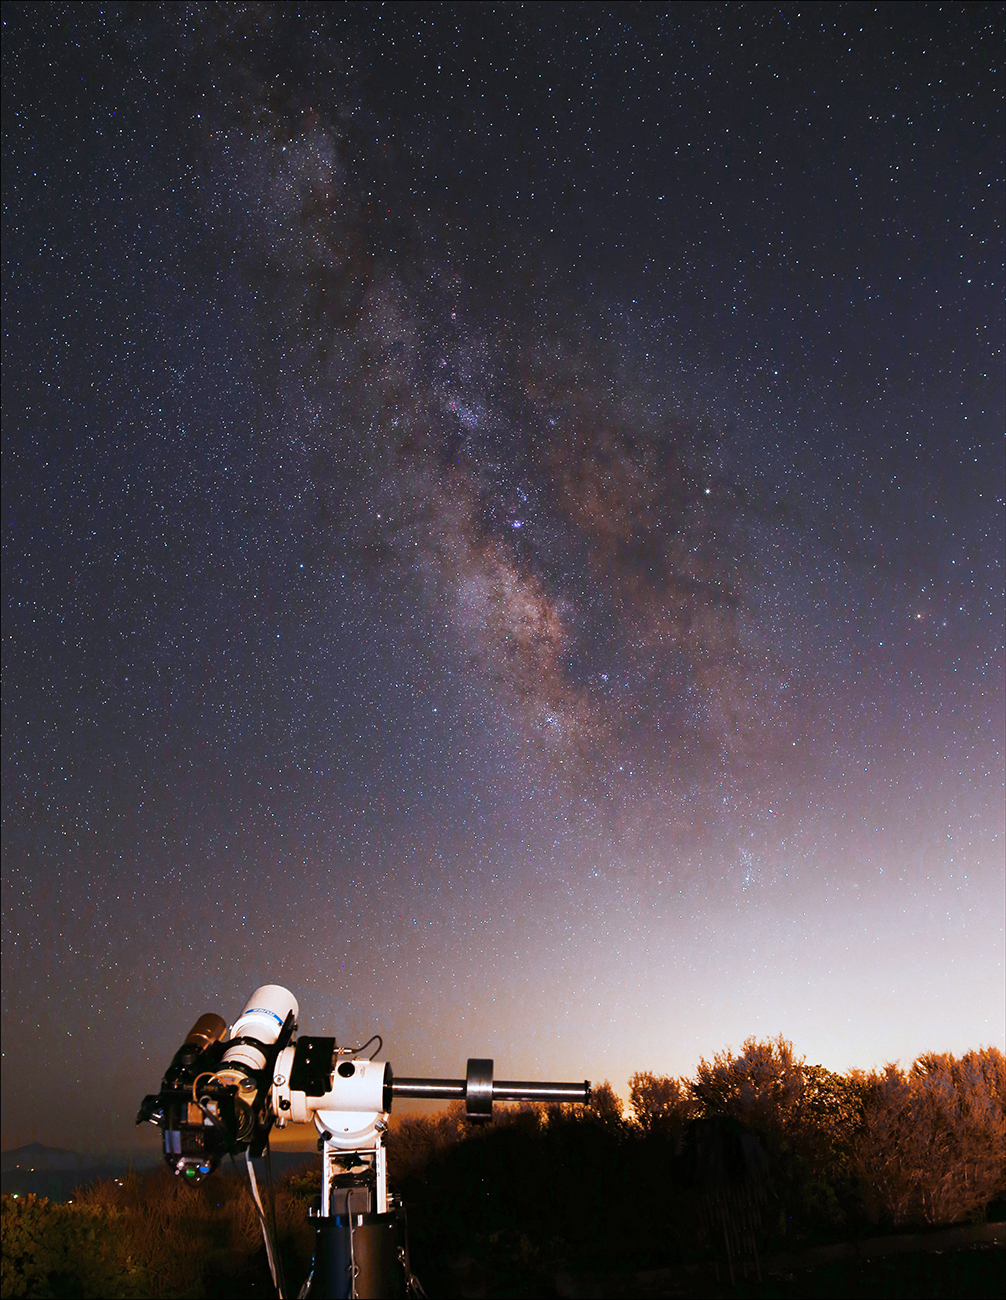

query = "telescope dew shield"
216;985;299;1096
228;984;299;1050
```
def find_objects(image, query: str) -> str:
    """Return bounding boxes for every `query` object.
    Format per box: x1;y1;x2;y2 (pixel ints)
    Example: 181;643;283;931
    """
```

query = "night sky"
2;2;1003;1154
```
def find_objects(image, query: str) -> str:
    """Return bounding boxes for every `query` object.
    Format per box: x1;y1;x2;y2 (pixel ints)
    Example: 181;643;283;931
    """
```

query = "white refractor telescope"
138;983;590;1299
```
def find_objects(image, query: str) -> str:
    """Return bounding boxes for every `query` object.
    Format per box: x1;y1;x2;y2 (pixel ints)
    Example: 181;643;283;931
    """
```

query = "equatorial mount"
138;984;590;1298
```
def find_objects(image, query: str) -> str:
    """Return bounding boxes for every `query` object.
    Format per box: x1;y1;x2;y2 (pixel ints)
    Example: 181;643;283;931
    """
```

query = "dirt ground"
537;1245;1005;1300
613;1245;1004;1300
429;1243;1005;1299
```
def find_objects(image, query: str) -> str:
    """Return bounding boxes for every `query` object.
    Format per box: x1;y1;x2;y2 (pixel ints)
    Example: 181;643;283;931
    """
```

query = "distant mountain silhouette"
1;1143;85;1172
1;1143;162;1199
1;1143;314;1202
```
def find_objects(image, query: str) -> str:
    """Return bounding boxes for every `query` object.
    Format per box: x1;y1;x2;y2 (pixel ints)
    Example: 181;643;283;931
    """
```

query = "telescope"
138;984;590;1299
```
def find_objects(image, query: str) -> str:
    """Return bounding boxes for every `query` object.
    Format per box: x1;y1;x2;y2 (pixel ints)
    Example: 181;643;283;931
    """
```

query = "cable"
245;1150;286;1300
192;1072;218;1103
348;1196;358;1300
402;1246;428;1298
397;1206;428;1298
345;1034;383;1060
264;1140;287;1299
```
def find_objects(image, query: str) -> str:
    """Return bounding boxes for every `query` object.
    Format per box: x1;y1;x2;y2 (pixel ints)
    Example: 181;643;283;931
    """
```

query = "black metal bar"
390;1078;465;1100
389;1076;590;1105
494;1080;591;1104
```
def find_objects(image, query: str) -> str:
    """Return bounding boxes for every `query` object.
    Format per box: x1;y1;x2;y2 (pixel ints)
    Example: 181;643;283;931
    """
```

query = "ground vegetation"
2;1043;1002;1297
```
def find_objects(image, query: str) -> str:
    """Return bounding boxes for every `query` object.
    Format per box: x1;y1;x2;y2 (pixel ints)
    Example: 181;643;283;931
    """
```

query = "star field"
2;2;1003;1152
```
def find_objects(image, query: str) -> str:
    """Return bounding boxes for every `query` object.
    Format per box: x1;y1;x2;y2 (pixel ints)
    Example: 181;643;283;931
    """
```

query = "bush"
1;1193;147;1299
6;1044;1002;1296
587;1079;625;1125
627;1071;696;1139
1;1165;317;1300
386;1100;472;1185
852;1047;1006;1227
688;1037;868;1237
691;1037;863;1157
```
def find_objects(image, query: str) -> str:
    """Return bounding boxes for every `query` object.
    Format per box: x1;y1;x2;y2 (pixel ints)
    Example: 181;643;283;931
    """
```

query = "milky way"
191;28;819;803
2;3;1002;1152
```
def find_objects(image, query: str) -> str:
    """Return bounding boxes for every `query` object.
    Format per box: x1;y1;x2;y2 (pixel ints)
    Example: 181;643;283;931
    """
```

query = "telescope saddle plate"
290;1036;337;1096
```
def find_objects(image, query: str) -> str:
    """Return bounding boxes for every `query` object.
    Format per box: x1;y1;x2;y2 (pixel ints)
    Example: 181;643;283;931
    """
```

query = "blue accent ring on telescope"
245;1008;284;1027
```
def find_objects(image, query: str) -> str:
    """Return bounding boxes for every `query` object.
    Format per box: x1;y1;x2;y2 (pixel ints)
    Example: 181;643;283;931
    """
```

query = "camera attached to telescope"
135;993;296;1182
138;984;590;1298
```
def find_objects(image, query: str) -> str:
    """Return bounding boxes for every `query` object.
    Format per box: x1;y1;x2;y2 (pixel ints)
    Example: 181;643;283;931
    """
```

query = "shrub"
692;1036;804;1120
688;1037;869;1237
404;1096;637;1279
0;1164;319;1299
1;1193;146;1299
587;1080;625;1125
7;1042;1001;1295
692;1038;866;1163
852;1047;1006;1227
387;1100;470;1184
627;1071;695;1138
